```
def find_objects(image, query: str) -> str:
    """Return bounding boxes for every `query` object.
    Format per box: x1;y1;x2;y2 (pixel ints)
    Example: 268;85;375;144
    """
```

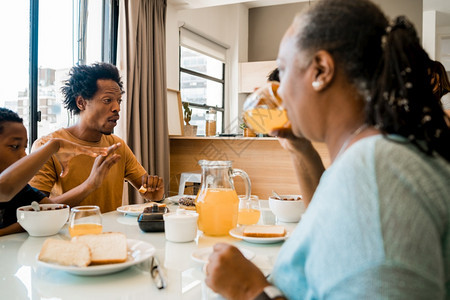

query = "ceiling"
168;0;450;20
167;0;309;10
168;0;450;27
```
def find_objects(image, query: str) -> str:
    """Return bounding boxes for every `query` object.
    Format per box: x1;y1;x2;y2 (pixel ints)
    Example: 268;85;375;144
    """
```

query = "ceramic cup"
163;209;199;243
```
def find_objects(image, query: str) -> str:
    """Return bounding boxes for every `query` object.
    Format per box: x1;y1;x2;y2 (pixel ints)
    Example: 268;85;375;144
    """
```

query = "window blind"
179;26;228;62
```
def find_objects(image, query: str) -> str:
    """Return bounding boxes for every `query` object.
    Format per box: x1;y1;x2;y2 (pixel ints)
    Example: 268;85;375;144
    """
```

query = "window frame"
27;0;118;147
179;46;226;135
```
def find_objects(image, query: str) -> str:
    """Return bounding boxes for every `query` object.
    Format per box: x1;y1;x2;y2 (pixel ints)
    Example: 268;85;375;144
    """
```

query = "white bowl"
269;195;305;223
17;204;70;237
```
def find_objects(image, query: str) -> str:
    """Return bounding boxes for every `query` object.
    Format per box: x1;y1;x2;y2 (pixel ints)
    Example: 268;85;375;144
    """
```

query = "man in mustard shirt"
30;63;164;212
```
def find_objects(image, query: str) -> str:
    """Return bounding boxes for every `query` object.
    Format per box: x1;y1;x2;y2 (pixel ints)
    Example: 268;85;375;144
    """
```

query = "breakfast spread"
72;232;127;264
120;202;166;213
18;204;68;211
38;232;127;267
178;196;196;210
242;225;286;238
38;238;92;267
272;196;302;201
138;185;147;193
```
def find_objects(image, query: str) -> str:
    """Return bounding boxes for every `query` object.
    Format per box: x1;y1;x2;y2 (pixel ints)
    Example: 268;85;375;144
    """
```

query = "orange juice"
243;108;289;134
237;208;261;225
69;223;103;237
196;188;239;236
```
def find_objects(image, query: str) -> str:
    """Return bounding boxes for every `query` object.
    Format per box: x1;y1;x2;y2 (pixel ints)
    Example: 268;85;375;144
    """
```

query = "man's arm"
41;147;121;207
129;175;165;202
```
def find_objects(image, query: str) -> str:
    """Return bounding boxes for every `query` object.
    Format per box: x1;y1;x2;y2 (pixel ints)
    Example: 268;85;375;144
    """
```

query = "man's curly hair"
61;63;124;115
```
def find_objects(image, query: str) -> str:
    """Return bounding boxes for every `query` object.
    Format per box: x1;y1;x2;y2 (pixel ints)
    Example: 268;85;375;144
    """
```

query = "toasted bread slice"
243;225;286;238
38;238;91;267
72;232;127;264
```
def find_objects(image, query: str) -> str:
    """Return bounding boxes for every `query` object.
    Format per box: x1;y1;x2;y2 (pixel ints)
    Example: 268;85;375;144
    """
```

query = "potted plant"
183;102;197;136
240;121;256;137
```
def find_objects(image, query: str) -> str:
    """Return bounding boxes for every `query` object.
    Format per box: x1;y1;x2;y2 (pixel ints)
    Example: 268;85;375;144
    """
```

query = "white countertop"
0;204;294;300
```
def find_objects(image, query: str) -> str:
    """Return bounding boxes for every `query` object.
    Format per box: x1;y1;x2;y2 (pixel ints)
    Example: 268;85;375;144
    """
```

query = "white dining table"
0;202;296;300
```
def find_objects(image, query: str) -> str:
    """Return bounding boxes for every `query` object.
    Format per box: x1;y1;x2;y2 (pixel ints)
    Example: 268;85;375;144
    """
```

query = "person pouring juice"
195;160;251;236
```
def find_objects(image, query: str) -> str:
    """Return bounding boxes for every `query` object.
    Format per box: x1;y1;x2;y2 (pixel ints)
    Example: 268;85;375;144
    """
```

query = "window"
0;0;118;147
179;27;227;136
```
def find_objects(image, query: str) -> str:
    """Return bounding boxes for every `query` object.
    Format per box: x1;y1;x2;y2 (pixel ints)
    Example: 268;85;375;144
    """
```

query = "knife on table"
150;256;167;289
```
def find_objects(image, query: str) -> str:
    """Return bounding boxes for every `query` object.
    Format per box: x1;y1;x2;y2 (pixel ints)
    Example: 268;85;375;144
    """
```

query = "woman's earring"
312;80;323;90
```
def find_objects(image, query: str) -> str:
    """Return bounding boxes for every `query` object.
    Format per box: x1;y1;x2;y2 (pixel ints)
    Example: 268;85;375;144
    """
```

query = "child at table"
0;108;121;236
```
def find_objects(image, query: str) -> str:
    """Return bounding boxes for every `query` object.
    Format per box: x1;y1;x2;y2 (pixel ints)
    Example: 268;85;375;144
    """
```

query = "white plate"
191;247;255;264
165;195;196;205
229;226;289;244
37;239;155;276
116;203;162;216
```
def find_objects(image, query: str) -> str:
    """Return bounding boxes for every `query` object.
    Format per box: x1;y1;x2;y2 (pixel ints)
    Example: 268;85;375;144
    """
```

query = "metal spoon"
31;201;40;212
272;190;282;200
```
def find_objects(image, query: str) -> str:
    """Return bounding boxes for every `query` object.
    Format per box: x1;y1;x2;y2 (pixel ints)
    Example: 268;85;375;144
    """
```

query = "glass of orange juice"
237;195;260;226
243;81;290;134
68;205;102;237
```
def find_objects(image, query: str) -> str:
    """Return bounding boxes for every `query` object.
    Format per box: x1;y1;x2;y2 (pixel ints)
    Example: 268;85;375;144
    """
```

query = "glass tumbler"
243;81;290;134
68;205;103;237
237;195;261;226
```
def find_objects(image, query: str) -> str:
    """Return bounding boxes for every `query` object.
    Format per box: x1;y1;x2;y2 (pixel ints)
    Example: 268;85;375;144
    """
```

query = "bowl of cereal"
17;203;70;237
268;195;305;223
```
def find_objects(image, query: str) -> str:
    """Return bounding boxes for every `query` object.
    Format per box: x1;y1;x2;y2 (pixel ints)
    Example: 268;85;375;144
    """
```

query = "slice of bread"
243;225;286;238
72;232;127;265
38;238;91;267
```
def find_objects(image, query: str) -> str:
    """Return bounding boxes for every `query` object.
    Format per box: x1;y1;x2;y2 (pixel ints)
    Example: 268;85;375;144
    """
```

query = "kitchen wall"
166;0;424;131
248;0;422;61
166;3;248;131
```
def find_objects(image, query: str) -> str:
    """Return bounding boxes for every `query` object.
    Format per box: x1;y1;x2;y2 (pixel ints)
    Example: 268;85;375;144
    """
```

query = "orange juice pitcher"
195;160;251;236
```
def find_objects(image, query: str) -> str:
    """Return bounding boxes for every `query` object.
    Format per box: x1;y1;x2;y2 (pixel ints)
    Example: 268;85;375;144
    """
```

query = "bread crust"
242;225;286;237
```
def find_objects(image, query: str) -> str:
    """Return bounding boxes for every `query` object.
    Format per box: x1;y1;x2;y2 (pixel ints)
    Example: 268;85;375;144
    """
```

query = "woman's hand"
139;174;165;202
205;243;269;300
270;127;313;154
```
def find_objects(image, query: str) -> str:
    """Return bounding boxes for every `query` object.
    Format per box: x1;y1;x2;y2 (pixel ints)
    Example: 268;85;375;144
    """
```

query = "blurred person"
267;67;280;82
0;108;120;236
30;63;164;213
205;0;450;299
429;60;450;117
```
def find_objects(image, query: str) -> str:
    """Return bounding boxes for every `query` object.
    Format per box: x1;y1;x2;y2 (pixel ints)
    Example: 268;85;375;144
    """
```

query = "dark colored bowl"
137;204;169;232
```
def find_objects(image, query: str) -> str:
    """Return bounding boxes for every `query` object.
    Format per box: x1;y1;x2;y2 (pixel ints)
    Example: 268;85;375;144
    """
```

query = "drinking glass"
68;205;103;237
237;195;261;226
242;81;290;134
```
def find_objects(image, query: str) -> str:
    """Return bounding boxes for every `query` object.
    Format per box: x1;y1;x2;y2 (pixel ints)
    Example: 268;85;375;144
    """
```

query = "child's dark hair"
61;62;124;115
0;108;23;135
295;0;450;162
